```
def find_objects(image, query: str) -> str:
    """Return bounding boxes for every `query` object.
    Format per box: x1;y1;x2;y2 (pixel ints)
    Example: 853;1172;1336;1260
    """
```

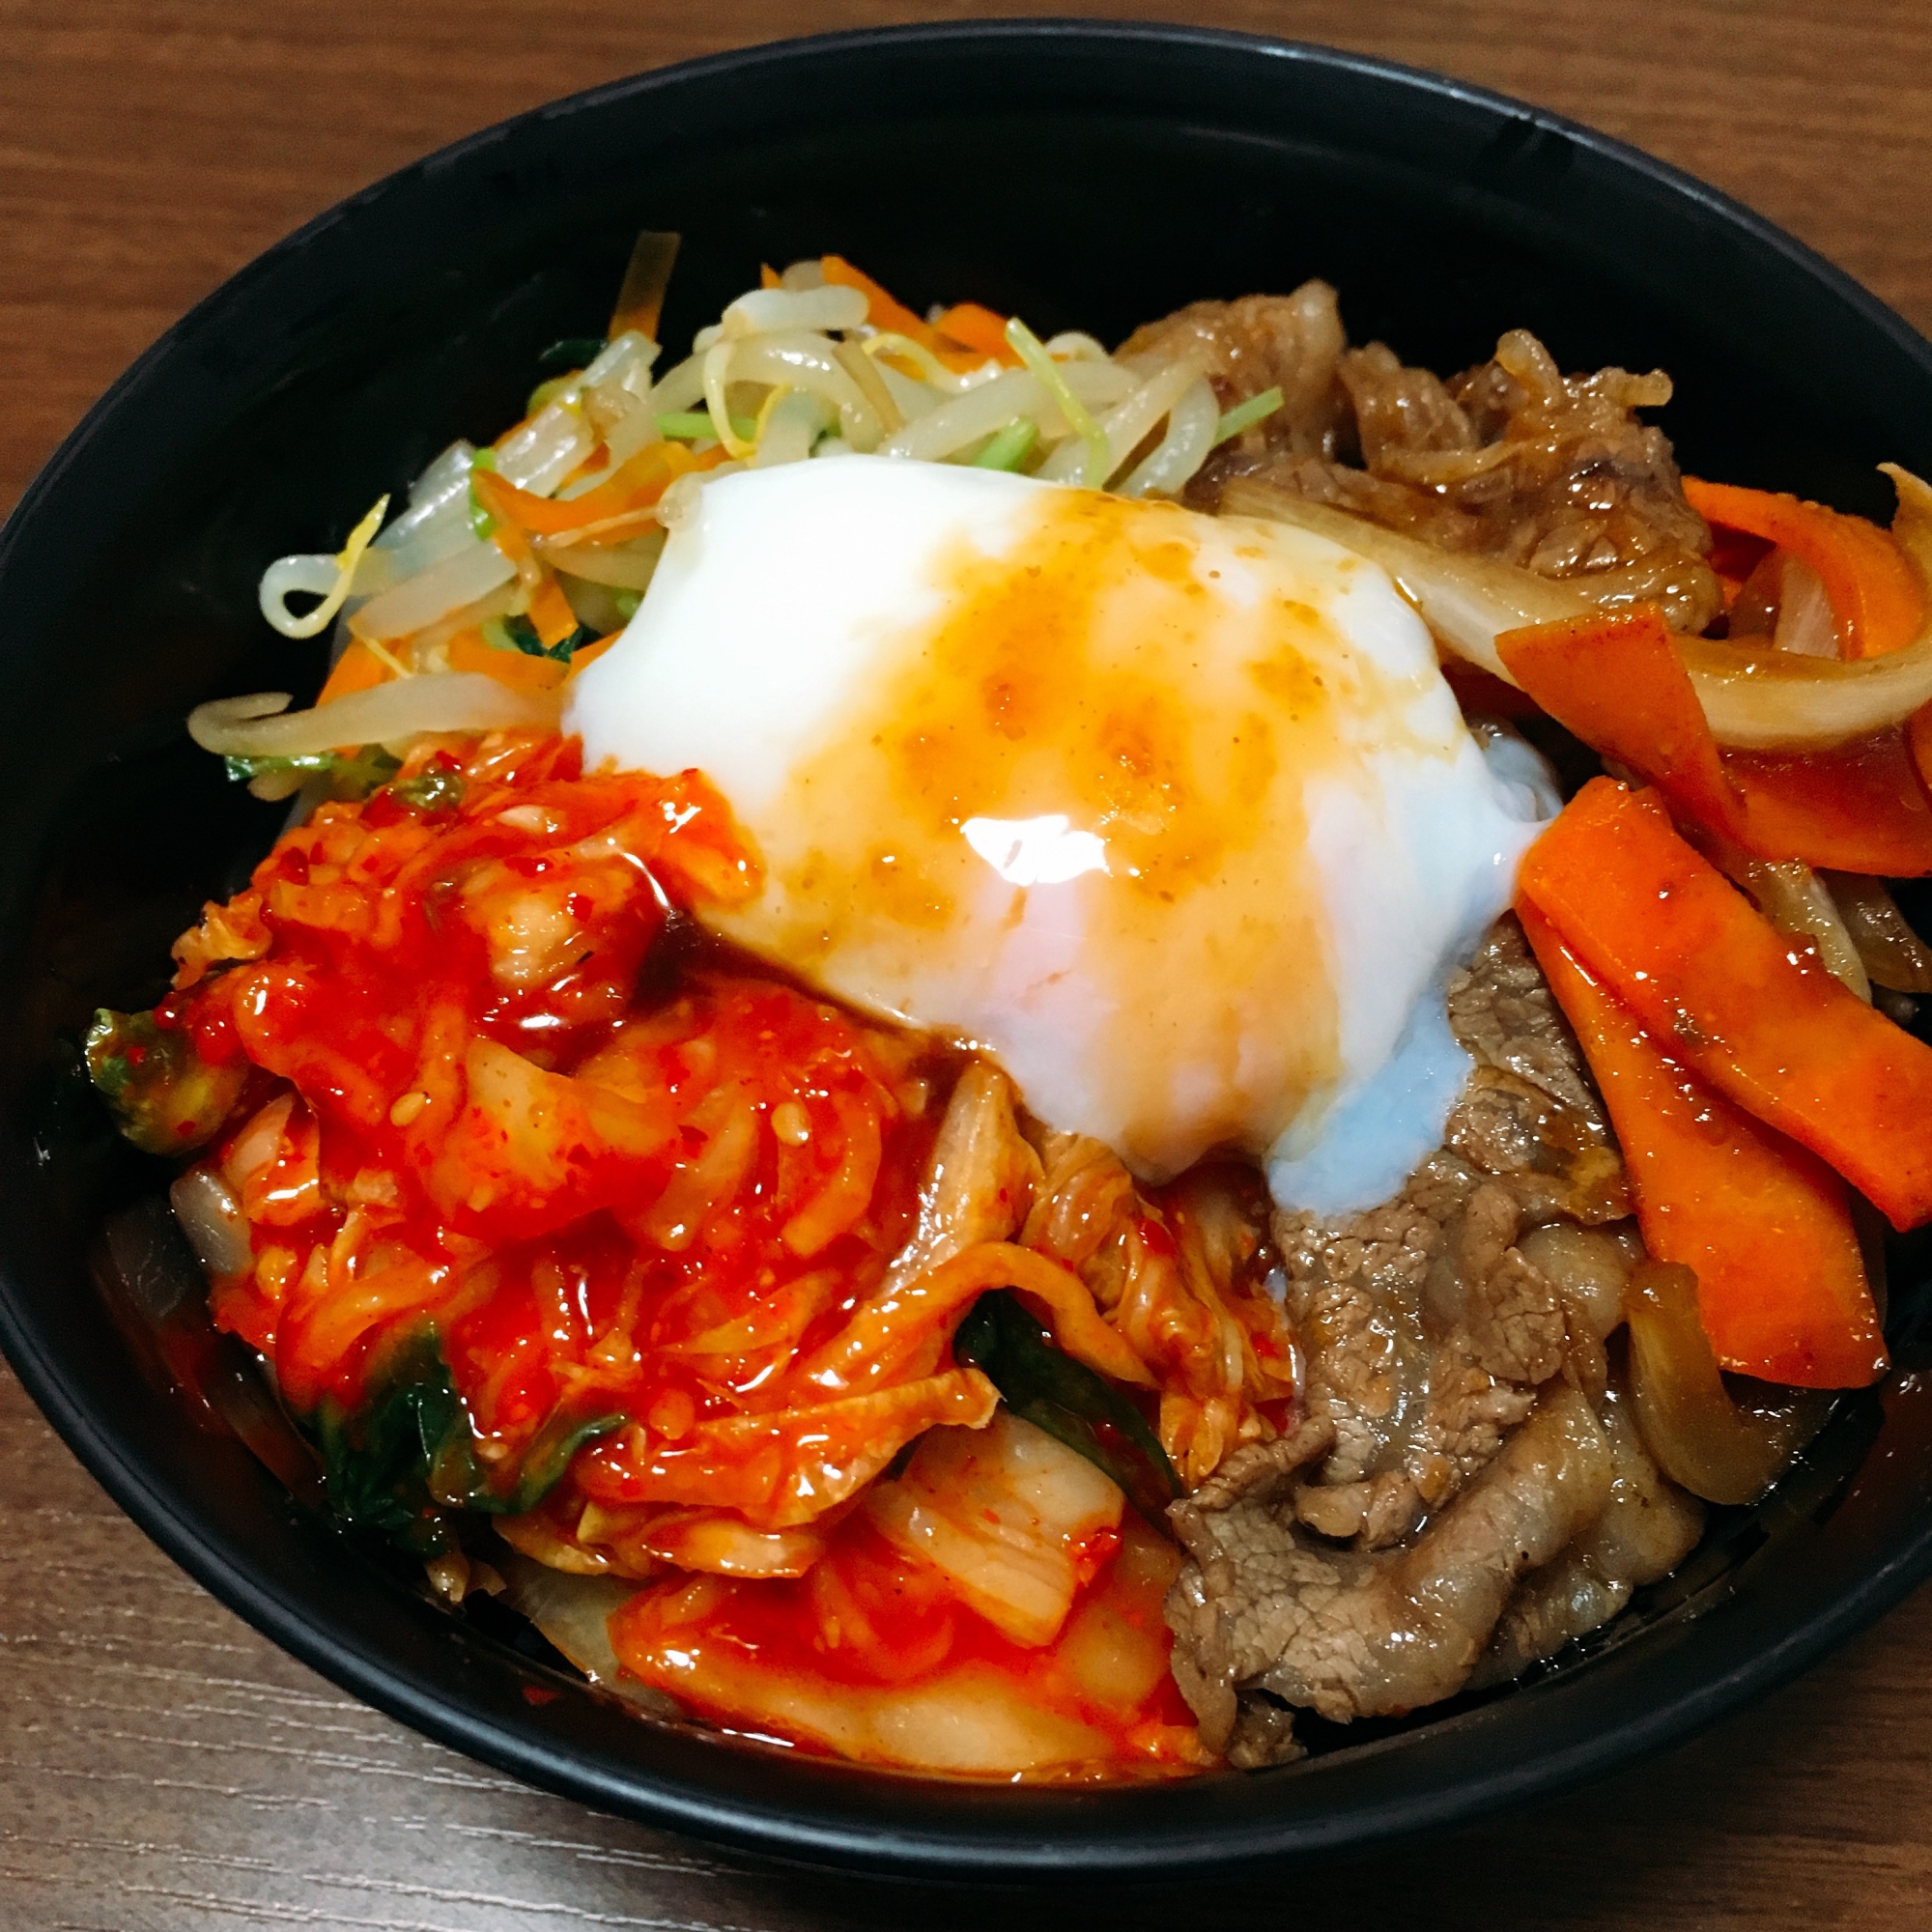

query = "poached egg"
568;458;1547;1212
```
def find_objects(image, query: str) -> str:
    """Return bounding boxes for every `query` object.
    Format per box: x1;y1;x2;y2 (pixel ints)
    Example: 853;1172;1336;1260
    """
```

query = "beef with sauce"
1158;917;1706;1765
1122;282;1723;635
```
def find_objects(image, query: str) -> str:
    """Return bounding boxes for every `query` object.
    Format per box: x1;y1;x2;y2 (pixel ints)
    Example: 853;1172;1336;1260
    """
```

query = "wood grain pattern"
3;2;1931;1923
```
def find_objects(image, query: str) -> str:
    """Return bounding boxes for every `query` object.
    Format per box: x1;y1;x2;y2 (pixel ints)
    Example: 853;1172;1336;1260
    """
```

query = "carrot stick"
1518;776;1932;1229
1498;608;1744;838
818;257;991;373
1683;476;1924;660
1498;608;1932;874
930;301;1022;366
445;628;568;694
1725;728;1932;875
316;639;393;705
1519;904;1885;1387
472;442;699;539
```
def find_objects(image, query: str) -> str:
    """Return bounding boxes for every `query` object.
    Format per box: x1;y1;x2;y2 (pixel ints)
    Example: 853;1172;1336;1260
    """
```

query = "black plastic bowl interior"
4;18;1932;1884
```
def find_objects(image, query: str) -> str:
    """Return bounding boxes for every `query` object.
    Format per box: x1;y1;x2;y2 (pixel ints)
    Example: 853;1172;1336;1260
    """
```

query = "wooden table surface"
4;2;1931;1924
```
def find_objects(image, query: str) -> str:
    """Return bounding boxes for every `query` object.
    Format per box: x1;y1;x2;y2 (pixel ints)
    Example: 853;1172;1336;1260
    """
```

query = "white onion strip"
188;675;559;758
1226;477;1932;752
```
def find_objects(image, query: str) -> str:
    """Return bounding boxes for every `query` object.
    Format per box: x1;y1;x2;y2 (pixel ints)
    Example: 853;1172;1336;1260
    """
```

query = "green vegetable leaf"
1004;317;1110;490
223;743;401;801
1211;385;1285;448
469;446;499;540
479;612;599;663
83;1009;245;1157
389;765;466;813
537;335;608;375
969;417;1039;472
953;1291;1181;1524
656;410;758;443
311;1327;623;1558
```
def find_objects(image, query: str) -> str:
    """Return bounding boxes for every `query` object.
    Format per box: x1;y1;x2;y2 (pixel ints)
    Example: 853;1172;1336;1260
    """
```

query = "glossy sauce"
572;469;1471;1182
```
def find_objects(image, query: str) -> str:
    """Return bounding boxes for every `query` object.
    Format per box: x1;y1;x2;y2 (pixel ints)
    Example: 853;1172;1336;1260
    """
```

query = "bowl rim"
5;14;1932;1882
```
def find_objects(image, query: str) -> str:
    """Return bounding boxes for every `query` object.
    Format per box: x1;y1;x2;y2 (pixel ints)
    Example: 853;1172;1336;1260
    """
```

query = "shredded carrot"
930;300;1023;367
472;442;700;539
759;263;781;291
1518;776;1932;1229
526;575;581;649
818;256;990;374
819;255;940;343
444;627;569;694
316;639;394;705
566;633;619;676
1683;476;1925;660
1519;903;1885;1388
1498;607;1932;874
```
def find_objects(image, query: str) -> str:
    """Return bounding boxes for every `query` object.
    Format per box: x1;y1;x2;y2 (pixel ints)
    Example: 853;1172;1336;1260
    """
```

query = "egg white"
568;458;1547;1212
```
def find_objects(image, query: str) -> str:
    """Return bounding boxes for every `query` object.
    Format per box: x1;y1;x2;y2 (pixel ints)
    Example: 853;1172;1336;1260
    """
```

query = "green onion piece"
657;410;757;442
222;744;401;801
389;765;466;814
1211;385;1285;447
468;446;498;540
952;1291;1181;1525
969;417;1039;472
311;1327;623;1558
1005;317;1110;491
537;335;607;375
610;588;643;622
482;613;599;663
526;374;578;415
84;1009;246;1157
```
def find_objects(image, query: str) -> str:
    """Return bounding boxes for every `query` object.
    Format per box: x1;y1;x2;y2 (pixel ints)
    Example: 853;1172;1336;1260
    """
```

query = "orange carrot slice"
1726;728;1932;875
1683;476;1924;660
1498;608;1932;874
930;300;1022;366
445;628;568;694
316;638;394;705
473;442;700;539
1499;608;1744;838
819;257;990;374
1519;903;1885;1387
1518;776;1932;1229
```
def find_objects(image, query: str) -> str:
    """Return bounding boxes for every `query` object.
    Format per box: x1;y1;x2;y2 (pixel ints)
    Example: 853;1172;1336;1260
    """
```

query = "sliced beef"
1116;280;1350;461
1170;918;1703;1757
1166;1382;1615;1740
1470;1371;1705;1688
1124;287;1721;635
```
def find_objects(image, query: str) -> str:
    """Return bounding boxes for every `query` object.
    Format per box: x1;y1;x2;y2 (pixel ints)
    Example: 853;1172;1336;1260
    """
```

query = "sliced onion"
1824;871;1932;991
1227;476;1932;751
1626;1262;1829;1505
188;674;559;758
1734;860;1871;1001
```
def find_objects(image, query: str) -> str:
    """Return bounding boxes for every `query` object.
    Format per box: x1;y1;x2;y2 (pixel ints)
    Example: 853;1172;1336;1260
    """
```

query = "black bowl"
4;17;1932;1883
